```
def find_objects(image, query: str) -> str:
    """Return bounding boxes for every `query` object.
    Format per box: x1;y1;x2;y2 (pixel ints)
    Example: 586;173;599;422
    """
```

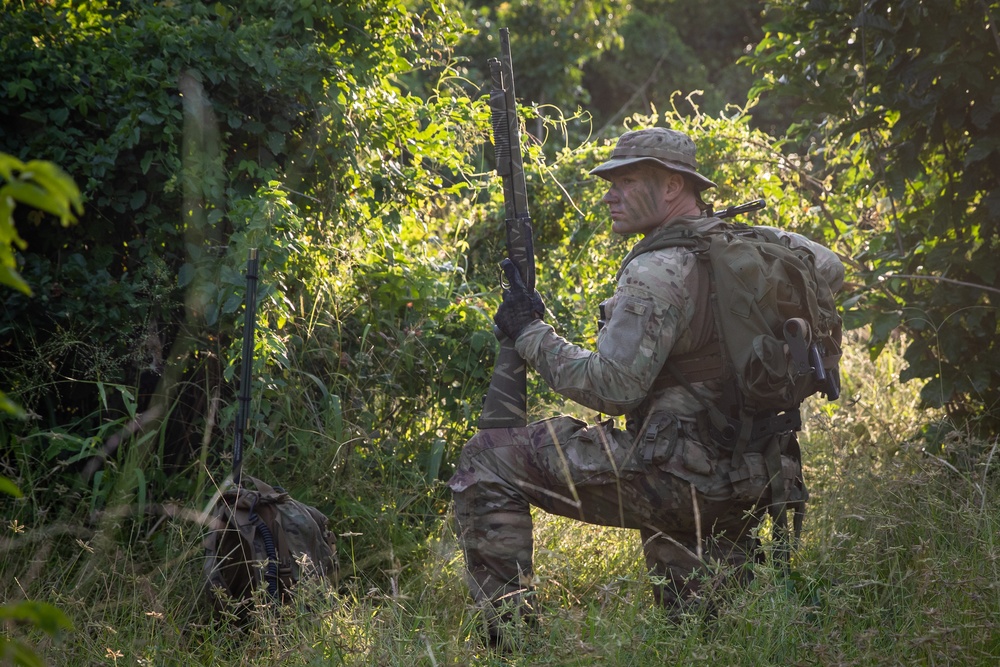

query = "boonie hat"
590;127;717;190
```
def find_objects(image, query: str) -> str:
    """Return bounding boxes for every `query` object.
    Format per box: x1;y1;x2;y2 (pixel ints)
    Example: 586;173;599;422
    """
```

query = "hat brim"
589;156;717;190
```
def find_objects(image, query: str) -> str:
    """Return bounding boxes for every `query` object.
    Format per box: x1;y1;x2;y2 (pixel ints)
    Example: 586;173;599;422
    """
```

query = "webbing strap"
662;361;731;436
762;435;791;570
652;341;724;389
789;434;808;540
763;437;786;529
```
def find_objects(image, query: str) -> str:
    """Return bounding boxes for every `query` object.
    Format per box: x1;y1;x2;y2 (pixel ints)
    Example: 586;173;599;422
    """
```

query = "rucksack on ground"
202;250;340;618
203;476;340;617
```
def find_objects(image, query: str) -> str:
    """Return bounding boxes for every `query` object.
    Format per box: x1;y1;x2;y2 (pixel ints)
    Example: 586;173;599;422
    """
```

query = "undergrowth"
3;333;999;666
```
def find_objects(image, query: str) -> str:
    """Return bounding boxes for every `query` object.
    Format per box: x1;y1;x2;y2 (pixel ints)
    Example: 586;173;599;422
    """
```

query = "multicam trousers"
449;413;800;614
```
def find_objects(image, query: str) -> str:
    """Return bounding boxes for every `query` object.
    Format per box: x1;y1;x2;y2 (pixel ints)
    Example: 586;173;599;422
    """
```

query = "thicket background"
1;0;997;664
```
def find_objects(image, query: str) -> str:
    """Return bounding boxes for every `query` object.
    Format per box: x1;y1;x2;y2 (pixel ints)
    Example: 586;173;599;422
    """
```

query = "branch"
885;273;1000;296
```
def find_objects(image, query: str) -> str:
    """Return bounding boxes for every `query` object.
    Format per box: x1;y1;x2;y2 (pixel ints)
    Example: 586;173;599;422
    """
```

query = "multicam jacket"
515;215;845;428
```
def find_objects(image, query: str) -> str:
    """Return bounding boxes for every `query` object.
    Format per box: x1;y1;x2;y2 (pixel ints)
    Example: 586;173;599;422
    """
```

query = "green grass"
3;332;1000;666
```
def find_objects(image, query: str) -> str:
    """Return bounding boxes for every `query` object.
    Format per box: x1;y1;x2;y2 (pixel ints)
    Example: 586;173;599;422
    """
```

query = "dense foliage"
0;0;484;503
749;0;1000;433
2;0;998;662
582;0;773;131
456;0;625;121
0;154;79;666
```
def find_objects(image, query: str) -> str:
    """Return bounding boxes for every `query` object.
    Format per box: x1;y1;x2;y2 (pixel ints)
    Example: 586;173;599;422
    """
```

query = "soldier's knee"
458;430;491;461
449;433;490;495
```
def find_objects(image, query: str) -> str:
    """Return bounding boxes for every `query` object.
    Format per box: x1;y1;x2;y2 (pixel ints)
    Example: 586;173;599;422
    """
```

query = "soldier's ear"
662;171;687;200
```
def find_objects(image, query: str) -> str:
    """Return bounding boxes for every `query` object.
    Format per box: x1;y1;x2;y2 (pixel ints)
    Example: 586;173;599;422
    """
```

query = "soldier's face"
601;165;672;236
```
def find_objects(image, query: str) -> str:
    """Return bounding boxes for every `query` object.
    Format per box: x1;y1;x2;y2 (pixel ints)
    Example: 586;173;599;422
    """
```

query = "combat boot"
483;590;538;653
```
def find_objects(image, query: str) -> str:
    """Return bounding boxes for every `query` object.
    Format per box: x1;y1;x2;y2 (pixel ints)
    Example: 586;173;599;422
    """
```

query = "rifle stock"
478;28;535;430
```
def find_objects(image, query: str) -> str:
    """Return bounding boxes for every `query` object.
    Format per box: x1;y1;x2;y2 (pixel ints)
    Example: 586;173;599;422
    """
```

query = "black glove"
493;259;545;341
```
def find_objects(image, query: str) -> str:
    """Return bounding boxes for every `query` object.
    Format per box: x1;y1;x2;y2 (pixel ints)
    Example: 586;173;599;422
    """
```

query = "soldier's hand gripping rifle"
478;28;535;430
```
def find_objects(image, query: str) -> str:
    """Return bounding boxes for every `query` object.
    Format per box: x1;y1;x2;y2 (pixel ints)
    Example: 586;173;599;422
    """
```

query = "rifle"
232;248;259;486
478;28;535;430
711;198;766;220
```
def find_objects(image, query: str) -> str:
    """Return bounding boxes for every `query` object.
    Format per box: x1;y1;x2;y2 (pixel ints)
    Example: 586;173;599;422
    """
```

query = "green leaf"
50;107;69;125
21;161;82;212
0;475;22;497
177;263;195;288
221;292;242;314
130;190;147;210
0;153;25;181
1;182;68;219
0;639;44;667
137;110;161;125
220;264;244;286
964;138;999;166
0;389;26;416
0;264;31;295
0;600;74;635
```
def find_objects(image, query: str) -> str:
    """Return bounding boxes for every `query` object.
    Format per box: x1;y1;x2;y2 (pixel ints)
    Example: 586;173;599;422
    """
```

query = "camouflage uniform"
450;129;845;620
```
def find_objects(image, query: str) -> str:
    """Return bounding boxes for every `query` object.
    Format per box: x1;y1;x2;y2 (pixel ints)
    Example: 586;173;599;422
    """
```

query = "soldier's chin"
610;221;636;236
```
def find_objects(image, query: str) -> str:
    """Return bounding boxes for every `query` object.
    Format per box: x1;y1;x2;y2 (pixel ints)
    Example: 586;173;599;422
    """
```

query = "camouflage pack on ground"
203;475;339;616
203;251;339;616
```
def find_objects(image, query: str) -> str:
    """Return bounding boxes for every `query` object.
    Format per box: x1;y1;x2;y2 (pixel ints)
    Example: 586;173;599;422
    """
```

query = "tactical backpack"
629;220;842;441
203;476;340;616
202;250;340;617
627;216;843;537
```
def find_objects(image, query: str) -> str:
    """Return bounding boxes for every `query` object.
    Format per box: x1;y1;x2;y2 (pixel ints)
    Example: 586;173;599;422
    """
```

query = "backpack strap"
615;225;706;281
762;431;808;565
268;506;295;593
246;495;281;598
653;225;760;460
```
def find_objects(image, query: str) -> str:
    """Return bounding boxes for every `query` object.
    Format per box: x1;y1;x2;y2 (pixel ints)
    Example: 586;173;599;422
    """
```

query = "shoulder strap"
615;225;708;281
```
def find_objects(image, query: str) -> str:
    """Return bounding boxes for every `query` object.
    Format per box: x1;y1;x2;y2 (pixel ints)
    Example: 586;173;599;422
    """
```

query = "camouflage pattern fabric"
512;215;844;428
450;414;801;615
450;213;842;618
203;476;339;617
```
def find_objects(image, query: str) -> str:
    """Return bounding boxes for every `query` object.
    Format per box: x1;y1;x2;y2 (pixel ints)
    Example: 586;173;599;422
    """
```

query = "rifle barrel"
233;248;259;485
716;198;766;219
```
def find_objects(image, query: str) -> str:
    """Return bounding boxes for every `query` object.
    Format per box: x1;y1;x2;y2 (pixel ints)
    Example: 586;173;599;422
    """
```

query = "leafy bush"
0;154;80;666
748;0;1000;435
0;0;481;494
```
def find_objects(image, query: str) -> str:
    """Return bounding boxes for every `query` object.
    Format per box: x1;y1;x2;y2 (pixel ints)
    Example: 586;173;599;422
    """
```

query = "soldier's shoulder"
618;246;692;293
622;244;692;273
